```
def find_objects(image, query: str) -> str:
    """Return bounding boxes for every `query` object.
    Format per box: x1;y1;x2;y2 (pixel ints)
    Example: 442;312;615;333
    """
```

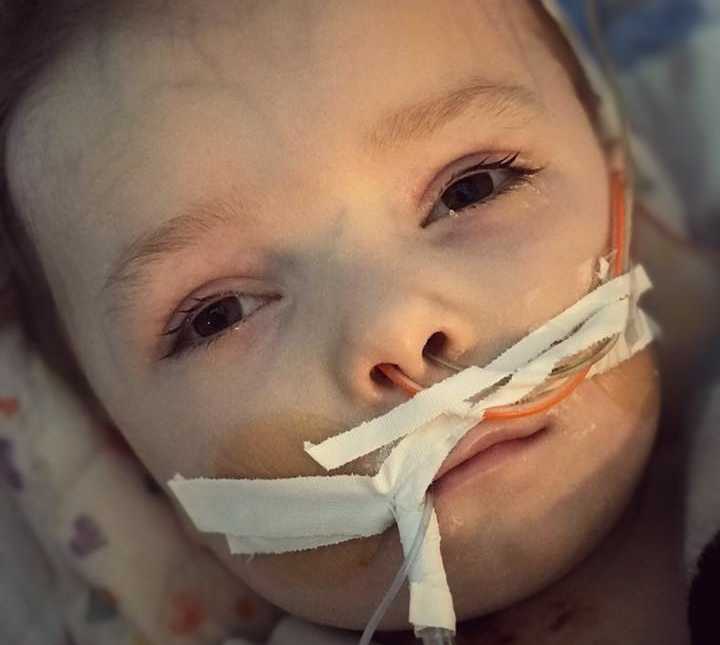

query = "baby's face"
7;0;660;630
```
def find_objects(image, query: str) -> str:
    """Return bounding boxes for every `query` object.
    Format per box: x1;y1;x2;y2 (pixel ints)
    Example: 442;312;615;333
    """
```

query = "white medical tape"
399;508;455;632
305;265;651;470
168;264;655;635
169;293;642;547
168;474;393;551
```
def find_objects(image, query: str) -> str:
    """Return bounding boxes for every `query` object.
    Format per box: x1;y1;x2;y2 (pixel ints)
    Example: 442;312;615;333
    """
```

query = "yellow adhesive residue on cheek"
249;529;393;592
210;412;348;479
210;411;396;479
547;348;660;468
592;348;661;418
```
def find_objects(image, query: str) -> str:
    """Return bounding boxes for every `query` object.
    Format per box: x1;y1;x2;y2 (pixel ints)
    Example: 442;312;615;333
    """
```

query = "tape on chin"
168;263;654;634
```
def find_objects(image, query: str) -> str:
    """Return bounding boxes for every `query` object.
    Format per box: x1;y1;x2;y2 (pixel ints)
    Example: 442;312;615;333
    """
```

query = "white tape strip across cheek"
168;265;655;634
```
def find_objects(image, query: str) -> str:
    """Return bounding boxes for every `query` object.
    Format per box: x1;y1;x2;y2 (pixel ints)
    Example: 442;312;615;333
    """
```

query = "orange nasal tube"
378;169;627;419
377;361;592;419
377;363;423;397
610;170;626;278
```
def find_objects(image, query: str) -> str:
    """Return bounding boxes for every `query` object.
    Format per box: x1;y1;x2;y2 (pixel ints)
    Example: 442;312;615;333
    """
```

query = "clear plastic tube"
358;493;437;645
417;627;456;644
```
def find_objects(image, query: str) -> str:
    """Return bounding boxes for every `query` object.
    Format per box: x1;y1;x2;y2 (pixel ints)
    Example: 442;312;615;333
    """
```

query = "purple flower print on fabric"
69;514;108;558
0;438;23;490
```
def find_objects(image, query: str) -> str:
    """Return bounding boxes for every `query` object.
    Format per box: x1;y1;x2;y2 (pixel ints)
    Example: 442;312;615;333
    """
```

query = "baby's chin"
180;350;661;631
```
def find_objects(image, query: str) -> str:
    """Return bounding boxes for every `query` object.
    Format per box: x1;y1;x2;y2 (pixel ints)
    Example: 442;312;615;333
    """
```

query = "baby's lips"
433;414;549;482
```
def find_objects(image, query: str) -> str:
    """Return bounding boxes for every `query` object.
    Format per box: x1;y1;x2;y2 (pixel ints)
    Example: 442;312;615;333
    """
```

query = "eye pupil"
192;296;244;337
442;173;494;211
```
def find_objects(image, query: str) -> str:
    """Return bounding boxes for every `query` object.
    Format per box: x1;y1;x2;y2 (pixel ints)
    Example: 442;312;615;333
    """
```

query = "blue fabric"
559;0;720;245
558;0;708;68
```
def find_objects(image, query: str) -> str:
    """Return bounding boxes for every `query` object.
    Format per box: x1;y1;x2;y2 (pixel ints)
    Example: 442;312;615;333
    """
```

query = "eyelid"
162;292;229;337
420;151;532;207
158;275;279;359
440;152;519;190
161;277;268;333
161;292;277;360
421;152;543;227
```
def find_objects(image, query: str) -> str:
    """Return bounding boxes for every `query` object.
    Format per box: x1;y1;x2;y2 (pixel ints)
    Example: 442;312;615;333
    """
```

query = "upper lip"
432;416;549;481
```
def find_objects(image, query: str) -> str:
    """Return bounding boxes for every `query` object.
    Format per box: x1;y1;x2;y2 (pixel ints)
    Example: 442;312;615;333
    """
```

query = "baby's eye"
192;295;249;337
162;292;269;358
424;153;539;226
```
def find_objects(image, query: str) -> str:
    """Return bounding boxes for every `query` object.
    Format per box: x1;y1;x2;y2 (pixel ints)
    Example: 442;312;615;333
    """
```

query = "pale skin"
7;0;709;642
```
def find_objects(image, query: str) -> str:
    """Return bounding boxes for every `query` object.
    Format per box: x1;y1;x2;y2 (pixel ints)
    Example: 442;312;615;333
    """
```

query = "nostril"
370;365;394;388
423;331;448;359
374;364;423;396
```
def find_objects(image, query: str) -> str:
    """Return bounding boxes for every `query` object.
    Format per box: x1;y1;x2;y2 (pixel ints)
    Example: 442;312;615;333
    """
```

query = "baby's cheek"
172;505;394;605
591;347;661;424
217;528;406;626
553;347;657;420
210;412;350;479
549;348;661;493
193;412;408;621
251;534;388;588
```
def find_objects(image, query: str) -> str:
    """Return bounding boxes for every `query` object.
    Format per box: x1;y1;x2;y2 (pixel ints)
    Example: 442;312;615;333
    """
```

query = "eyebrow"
102;195;252;306
103;78;541;305
364;76;542;152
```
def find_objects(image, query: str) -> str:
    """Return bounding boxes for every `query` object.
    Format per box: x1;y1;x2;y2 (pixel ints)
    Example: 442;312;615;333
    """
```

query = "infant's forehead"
8;0;567;205
14;0;560;139
6;0;576;278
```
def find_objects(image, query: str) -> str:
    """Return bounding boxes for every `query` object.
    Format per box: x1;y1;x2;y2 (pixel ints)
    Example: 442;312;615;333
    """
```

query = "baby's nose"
332;293;476;405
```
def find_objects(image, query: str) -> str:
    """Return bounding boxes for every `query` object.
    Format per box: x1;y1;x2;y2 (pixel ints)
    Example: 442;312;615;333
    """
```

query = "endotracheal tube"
358;492;456;645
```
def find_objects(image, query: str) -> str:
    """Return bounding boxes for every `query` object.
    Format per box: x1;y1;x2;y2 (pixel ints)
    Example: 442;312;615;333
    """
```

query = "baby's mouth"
432;416;550;483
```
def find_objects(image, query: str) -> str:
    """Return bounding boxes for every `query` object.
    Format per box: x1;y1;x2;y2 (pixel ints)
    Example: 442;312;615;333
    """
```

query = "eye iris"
442;173;494;211
192;296;244;338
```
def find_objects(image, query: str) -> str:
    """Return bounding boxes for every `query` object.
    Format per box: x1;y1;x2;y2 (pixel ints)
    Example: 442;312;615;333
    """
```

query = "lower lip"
432;426;550;498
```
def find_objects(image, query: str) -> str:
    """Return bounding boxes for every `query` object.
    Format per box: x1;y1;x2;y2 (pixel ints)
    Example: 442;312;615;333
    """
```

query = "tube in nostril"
370;365;395;388
423;332;449;361
376;364;423;396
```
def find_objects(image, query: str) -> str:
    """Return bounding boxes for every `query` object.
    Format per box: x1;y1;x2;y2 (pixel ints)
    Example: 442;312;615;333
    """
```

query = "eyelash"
422;152;541;226
160;293;258;360
161;151;542;359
